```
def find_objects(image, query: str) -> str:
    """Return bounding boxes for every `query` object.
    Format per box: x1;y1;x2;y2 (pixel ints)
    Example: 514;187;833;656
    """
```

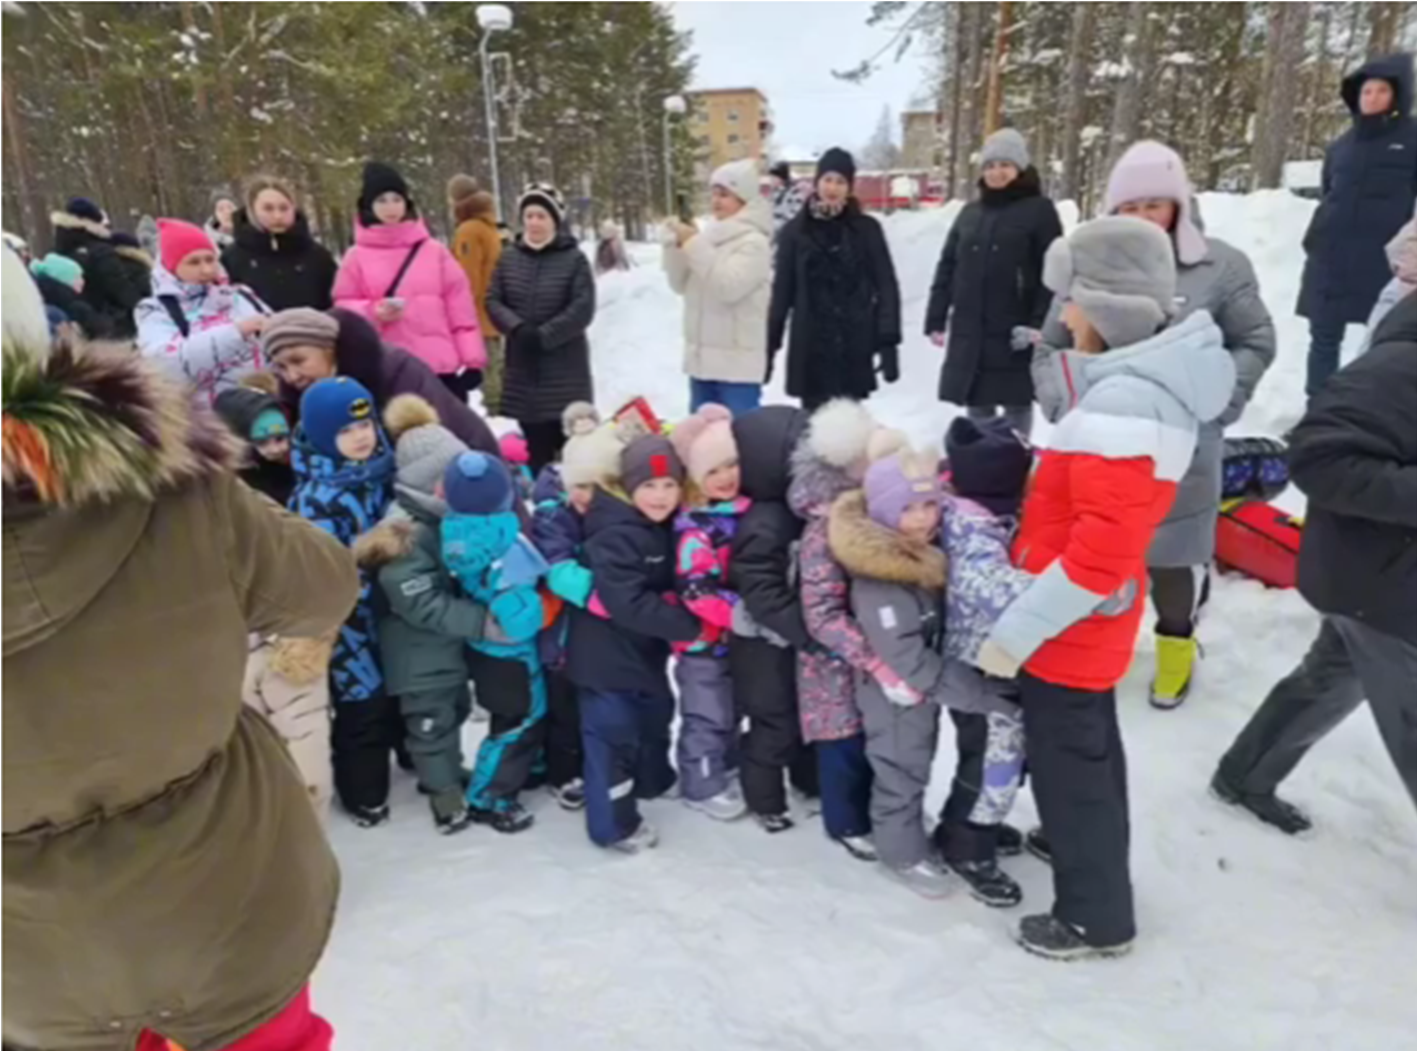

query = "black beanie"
358;162;417;222
65;196;106;225
769;160;791;183
945;416;1033;518
816;147;857;187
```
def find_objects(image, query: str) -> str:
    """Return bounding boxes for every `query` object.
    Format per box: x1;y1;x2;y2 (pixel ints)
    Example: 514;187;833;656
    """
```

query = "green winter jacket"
354;497;487;695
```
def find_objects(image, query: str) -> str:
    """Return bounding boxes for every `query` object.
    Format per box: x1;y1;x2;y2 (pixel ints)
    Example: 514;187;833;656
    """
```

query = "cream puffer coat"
663;201;773;384
241;633;335;820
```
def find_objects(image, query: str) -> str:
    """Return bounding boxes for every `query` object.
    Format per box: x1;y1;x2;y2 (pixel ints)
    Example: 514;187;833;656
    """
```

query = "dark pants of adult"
438;369;483;403
332;694;402;812
1217;615;1417;802
730;636;817;816
1020;672;1135;947
816;733;873;839
967;403;1033;440
545;668;584;789
521;419;566;475
579;688;677;845
1150;565;1211;638
1305;316;1348;398
935;710;1001;863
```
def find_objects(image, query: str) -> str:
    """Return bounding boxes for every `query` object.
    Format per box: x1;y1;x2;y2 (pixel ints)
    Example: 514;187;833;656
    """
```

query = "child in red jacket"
979;217;1235;961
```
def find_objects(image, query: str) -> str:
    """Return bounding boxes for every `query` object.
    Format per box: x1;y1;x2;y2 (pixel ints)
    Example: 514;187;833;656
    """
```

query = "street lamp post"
662;94;686;218
477;4;513;220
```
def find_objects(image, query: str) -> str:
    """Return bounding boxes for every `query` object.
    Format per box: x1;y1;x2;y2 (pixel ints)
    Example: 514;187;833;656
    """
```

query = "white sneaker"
684;786;748;821
890;857;955;899
610;821;659;854
835;834;879;862
791;785;824;818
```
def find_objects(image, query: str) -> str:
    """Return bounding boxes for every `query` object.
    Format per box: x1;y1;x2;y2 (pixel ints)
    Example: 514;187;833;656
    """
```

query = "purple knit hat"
1103;141;1208;266
864;450;943;530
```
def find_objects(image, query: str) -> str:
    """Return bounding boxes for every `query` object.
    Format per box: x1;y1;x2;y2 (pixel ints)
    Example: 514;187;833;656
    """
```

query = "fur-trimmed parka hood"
351;511;419;568
827;488;947;591
266;633;336;685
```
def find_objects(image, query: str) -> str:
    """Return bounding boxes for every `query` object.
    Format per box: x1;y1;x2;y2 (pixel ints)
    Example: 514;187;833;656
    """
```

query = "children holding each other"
442;451;551;833
670;404;753;821
980;216;1235;959
727;406;819;832
291;376;398;826
214;378;296;505
566;434;703;853
789;400;907;862
353;395;489;834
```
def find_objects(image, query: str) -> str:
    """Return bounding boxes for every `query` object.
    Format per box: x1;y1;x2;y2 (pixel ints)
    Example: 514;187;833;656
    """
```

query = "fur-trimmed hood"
827;489;947;591
266;632;336;685
352;511;419;568
3;334;240;509
50;209;111;243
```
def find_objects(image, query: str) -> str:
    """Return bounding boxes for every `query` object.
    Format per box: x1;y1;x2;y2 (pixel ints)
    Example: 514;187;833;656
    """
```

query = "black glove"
515;325;544;357
877;343;901;384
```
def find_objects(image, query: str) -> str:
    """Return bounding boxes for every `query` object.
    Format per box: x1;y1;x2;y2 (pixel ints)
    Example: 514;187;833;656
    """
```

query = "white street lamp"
662;94;687;218
477;4;513;220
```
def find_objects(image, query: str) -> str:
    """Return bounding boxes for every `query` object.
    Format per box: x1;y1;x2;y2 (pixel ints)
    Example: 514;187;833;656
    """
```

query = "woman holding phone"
333;161;486;400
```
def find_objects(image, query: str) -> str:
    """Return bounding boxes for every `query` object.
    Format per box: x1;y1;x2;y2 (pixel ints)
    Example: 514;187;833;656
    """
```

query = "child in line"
567;435;703;852
531;418;626;810
354;395;489;834
931;416;1035;908
828;442;953;896
981;216;1235;959
214;378;296;505
291;376;398;826
442;452;550;833
670;404;753;821
790;400;908;861
241;633;335;822
135;218;268;403
728;405;819;832
29;252;108;339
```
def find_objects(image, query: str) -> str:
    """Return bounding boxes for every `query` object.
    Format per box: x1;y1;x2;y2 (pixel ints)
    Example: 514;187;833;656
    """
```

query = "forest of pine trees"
2;1;695;250
847;1;1415;212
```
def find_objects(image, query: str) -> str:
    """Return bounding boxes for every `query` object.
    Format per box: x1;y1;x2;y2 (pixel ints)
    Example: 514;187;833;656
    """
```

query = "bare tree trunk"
1058;1;1093;202
953;1;986;197
1367;1;1406;56
946;2;965;196
983;0;1013;136
1252;1;1310;189
3;68;40;248
1104;2;1154;178
1341;0;1365;68
1301;3;1334;159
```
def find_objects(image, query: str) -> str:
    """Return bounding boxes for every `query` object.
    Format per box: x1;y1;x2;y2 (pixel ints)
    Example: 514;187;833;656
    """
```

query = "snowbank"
322;190;1414;1051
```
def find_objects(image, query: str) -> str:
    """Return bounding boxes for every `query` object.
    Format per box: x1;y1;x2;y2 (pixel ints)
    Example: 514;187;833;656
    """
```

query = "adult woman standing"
2;248;358;1050
334;162;486;401
222;175;338;312
205;187;238;251
1033;141;1276;709
663;158;772;414
925;129;1062;437
448;174;505;412
767;148;901;412
488;182;596;473
265;307;500;456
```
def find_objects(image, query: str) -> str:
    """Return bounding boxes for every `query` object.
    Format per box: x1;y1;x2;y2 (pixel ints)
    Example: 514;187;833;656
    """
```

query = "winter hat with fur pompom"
1043;215;1176;349
864;446;943;531
562;400;602;438
670;403;738;485
804;399;877;474
561;426;626;489
383;394;467;495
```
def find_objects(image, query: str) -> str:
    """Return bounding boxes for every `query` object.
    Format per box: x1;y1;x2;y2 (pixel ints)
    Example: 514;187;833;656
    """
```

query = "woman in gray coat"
1032;141;1275;709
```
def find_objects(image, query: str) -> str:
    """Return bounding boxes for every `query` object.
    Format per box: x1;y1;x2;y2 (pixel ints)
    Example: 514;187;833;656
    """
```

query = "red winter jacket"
987;312;1235;691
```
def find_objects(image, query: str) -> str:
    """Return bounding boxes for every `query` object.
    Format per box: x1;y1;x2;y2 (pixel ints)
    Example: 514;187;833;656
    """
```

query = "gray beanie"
262;307;339;360
980;128;1030;171
1043;216;1177;349
382;394;468;495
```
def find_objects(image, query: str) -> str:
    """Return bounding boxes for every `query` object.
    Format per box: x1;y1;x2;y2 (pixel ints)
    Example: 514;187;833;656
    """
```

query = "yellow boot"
1150;635;1197;710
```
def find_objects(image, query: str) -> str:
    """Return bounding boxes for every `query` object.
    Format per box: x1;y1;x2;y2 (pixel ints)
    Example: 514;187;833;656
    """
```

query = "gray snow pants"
1217;615;1416;802
401;682;472;795
675;654;737;801
860;685;940;869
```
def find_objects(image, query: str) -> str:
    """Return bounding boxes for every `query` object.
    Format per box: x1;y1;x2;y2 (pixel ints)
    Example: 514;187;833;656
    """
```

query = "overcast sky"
668;1;935;159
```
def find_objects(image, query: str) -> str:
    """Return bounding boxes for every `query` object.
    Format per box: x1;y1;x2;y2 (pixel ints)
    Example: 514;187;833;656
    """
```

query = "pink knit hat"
158;218;216;273
670;403;738;485
1103;141;1208;266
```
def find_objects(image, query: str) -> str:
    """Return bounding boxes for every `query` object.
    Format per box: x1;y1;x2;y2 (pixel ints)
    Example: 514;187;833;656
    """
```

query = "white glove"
976;639;1023;680
1010;326;1042;352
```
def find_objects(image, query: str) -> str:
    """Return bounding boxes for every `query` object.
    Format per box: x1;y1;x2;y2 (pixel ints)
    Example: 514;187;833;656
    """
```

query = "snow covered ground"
318;192;1415;1050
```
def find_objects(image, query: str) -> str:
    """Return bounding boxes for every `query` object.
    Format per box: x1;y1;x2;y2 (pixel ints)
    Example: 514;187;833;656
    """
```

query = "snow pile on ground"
322;191;1414;1051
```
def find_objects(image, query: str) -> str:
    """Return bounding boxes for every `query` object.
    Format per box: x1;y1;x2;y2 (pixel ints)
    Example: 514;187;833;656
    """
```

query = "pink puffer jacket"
333;216;486;375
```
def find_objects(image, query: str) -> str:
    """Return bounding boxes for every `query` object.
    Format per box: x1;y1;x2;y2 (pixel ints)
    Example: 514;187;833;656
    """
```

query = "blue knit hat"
443;451;514;515
299;377;378;458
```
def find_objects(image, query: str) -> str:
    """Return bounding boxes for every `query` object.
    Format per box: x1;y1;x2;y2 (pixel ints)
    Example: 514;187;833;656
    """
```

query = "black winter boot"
1017;914;1133;961
472;799;536;834
1210;772;1313;835
948;859;1024;908
1024;827;1052;864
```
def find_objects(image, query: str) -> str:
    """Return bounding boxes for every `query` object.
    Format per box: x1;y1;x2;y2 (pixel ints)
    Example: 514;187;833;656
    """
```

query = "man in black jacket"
1214;294;1416;832
1297;54;1416;397
50;197;148;339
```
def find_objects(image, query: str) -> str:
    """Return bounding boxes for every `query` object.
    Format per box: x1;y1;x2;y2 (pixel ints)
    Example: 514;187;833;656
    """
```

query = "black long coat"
487;232;596;423
1298;53;1416;329
768;199;901;405
50;211;148;339
925;168;1062;407
221;210;338;312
